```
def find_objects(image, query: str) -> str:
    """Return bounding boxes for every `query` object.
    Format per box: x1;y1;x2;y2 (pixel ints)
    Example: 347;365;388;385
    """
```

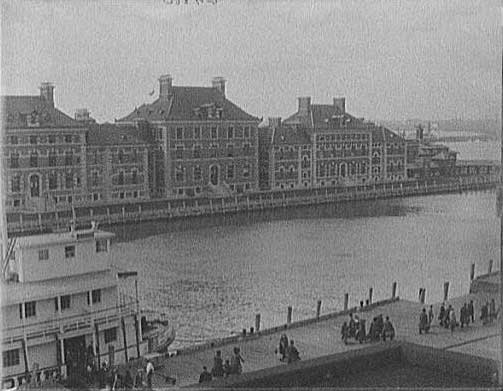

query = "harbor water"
110;141;500;350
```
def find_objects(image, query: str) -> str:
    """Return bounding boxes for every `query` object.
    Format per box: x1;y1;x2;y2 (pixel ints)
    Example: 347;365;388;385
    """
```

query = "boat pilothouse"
0;222;148;389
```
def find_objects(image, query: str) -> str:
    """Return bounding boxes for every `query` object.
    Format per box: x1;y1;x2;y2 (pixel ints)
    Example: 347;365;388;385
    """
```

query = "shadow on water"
108;198;422;243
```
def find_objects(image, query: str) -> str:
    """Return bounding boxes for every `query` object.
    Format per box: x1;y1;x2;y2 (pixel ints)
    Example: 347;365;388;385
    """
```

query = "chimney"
159;74;173;99
74;108;90;122
212;77;226;97
268;117;282;129
40;82;54;108
298;97;311;117
333;97;346;114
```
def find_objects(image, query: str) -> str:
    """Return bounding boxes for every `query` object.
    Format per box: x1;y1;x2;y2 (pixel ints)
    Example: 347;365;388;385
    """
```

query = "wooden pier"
137;287;501;388
6;174;499;235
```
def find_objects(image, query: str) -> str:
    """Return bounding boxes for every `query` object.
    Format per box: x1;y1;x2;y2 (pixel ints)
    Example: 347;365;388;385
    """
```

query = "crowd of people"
198;346;245;383
419;298;499;335
340;313;395;344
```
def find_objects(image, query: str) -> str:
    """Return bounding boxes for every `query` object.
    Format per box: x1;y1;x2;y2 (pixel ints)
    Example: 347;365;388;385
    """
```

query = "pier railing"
6;174;499;234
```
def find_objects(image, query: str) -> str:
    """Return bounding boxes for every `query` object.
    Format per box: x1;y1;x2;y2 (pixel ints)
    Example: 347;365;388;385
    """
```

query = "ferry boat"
0;222;174;389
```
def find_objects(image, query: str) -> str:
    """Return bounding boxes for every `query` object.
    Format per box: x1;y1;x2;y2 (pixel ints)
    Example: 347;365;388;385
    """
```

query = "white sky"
1;0;501;123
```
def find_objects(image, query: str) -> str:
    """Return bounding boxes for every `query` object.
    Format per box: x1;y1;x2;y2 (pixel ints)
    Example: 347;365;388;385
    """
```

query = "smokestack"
333;97;346;114
298;97;311;117
268;117;282;129
159;74;173;99
212;77;226;97
40;82;54;108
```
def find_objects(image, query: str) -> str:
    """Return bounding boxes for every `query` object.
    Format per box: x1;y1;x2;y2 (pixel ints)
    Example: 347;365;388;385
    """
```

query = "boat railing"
2;299;138;344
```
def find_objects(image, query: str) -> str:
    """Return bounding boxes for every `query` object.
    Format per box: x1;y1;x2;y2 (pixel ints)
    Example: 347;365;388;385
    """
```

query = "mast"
0;105;8;266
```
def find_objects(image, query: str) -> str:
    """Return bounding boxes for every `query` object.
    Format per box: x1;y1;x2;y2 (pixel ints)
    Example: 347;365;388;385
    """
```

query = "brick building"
85;123;152;204
259;96;407;190
117;75;261;198
2;84;88;212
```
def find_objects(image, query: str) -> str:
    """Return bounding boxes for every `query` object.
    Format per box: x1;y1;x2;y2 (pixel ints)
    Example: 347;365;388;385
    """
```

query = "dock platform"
147;290;500;388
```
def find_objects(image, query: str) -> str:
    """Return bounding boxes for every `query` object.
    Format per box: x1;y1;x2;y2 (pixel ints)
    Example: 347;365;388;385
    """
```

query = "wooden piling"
470;263;475;281
419;288;426;304
316;300;322;319
489;259;493;274
443;281;449;302
392;282;397;299
344;293;349;310
255;314;261;332
287;306;292;325
368;288;373;304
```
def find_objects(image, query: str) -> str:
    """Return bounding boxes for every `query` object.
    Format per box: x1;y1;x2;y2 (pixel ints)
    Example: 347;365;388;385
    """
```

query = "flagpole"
499;31;503;386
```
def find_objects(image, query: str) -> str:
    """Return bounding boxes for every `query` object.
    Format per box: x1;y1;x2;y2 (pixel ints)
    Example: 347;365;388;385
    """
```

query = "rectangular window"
30;135;37;144
92;289;101;304
10;153;19;168
243;164;250;178
175;166;184;182
65;173;73;189
227;165;234;180
65;151;73;166
11;176;20;192
96;240;107;253
64;135;72;143
194;127;201;139
30;152;38;167
104;327;117;343
54;297;59;311
38;249;49;261
193;166;202;182
49;152;57;166
193;145;201;159
92;171;99;187
132;170;138;184
211;127;217;139
227;144;234;158
10;136;18;144
65;246;75;258
243;143;251;154
49;135;56;144
25;301;36;318
175;146;184;160
60;295;71;310
227;127;234;139
2;349;20;367
49;173;58;190
244;127;250;138
176;128;183;140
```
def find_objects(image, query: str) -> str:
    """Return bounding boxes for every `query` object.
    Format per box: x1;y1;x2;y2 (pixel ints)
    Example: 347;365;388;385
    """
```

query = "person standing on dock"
382;316;395;341
428;305;434;325
211;351;224;378
468;300;475;323
286;340;300;363
489;299;496;323
146;360;154;389
449;306;457;332
438;303;446;327
199;367;212;383
419;308;429;334
231;347;244;374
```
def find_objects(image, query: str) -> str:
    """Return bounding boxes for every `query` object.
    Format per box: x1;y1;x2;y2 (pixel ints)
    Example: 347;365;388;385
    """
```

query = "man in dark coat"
419;308;429;334
468;300;475;323
199;367;212;383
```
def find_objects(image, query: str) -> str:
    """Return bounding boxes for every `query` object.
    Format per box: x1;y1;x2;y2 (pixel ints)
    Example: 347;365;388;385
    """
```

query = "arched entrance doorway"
30;174;40;197
209;165;219;186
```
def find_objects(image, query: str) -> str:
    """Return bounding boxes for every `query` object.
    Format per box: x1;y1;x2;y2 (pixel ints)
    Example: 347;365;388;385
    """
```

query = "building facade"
85;123;152;204
117;75;261;198
259;96;408;190
2;84;88;212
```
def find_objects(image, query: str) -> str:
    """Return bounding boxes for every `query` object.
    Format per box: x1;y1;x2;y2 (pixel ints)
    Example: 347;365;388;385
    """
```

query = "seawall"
7;175;497;235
